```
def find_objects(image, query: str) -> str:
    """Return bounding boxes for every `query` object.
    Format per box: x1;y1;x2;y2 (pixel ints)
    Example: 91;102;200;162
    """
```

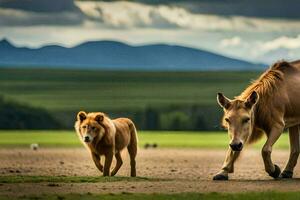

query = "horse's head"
217;91;259;151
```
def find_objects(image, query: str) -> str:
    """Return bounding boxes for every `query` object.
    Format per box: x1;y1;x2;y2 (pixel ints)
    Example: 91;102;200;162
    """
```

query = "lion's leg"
127;142;137;177
111;151;123;176
280;125;300;178
92;152;103;172
213;147;240;180
103;150;114;176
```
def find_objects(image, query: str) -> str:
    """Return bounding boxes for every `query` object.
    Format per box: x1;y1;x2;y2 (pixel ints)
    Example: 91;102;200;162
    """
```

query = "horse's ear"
245;91;259;109
77;111;87;122
94;114;104;124
217;93;231;109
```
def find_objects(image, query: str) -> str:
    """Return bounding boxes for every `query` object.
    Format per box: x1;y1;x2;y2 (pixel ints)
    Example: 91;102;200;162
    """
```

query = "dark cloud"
0;0;299;27
177;0;300;19
2;0;300;19
0;0;79;12
0;0;84;26
86;0;300;19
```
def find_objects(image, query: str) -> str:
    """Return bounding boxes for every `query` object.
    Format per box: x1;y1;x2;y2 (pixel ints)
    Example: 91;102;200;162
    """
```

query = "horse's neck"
247;104;264;142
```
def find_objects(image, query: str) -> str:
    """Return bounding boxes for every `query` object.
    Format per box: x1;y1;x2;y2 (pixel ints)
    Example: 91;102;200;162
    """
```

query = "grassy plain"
0;131;289;149
0;68;260;111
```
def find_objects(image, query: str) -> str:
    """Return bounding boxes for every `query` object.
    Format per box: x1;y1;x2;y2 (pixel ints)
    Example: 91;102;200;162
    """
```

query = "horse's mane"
238;61;290;101
237;61;292;143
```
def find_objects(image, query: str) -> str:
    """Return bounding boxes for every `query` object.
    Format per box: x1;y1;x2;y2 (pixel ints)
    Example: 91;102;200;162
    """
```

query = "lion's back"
113;118;133;150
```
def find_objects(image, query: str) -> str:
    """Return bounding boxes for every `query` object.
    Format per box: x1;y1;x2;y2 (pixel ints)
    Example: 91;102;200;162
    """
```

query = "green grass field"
0;131;295;200
0;68;260;111
0;131;290;149
1;192;300;200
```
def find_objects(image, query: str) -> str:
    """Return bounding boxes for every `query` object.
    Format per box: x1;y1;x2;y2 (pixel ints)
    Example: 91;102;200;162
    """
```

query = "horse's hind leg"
127;142;137;177
111;152;123;176
213;147;240;180
280;125;300;178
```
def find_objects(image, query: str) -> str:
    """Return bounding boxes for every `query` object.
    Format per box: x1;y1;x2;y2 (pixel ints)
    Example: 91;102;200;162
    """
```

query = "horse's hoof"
280;170;293;179
268;164;281;179
213;174;228;181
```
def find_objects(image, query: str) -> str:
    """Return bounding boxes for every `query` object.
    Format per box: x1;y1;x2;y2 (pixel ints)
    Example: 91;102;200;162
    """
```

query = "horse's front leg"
280;125;300;178
262;124;284;179
213;147;240;180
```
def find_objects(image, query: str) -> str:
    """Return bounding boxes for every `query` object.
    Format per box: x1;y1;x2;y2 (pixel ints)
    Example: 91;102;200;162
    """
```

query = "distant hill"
0;39;265;71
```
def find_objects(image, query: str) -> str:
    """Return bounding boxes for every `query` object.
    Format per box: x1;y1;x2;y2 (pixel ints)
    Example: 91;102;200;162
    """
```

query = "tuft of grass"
0;130;290;149
0;175;167;184
2;191;300;200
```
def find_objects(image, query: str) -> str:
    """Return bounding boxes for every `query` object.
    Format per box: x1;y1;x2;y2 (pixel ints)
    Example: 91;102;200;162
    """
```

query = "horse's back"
283;60;300;127
284;61;300;92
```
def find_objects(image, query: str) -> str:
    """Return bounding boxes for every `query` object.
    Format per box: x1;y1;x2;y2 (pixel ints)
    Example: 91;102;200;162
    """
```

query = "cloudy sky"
0;0;299;64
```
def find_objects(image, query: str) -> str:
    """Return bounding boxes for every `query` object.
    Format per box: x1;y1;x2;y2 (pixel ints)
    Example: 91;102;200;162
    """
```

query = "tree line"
0;96;224;131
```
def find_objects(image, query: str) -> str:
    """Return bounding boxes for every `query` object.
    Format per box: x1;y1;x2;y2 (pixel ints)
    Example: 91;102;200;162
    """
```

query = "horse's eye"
225;118;230;123
82;125;87;129
242;118;250;123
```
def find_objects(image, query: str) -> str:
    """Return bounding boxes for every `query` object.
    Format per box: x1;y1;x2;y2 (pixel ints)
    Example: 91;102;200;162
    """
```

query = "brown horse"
214;60;300;180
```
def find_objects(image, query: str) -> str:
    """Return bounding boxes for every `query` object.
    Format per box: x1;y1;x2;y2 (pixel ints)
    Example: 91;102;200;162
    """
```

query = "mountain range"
0;39;265;71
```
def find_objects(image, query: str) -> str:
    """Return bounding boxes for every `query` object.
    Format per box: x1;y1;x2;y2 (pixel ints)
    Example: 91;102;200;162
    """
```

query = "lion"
74;111;138;177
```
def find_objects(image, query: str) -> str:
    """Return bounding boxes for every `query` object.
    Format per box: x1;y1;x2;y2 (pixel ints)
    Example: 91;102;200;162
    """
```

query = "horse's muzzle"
230;142;243;151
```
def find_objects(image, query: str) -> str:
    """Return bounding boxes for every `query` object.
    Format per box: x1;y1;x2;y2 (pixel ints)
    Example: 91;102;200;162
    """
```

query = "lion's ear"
94;114;104;124
77;111;87;122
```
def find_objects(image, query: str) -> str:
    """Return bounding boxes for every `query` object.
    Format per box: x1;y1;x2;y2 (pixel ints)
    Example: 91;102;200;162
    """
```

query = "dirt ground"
0;148;300;196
